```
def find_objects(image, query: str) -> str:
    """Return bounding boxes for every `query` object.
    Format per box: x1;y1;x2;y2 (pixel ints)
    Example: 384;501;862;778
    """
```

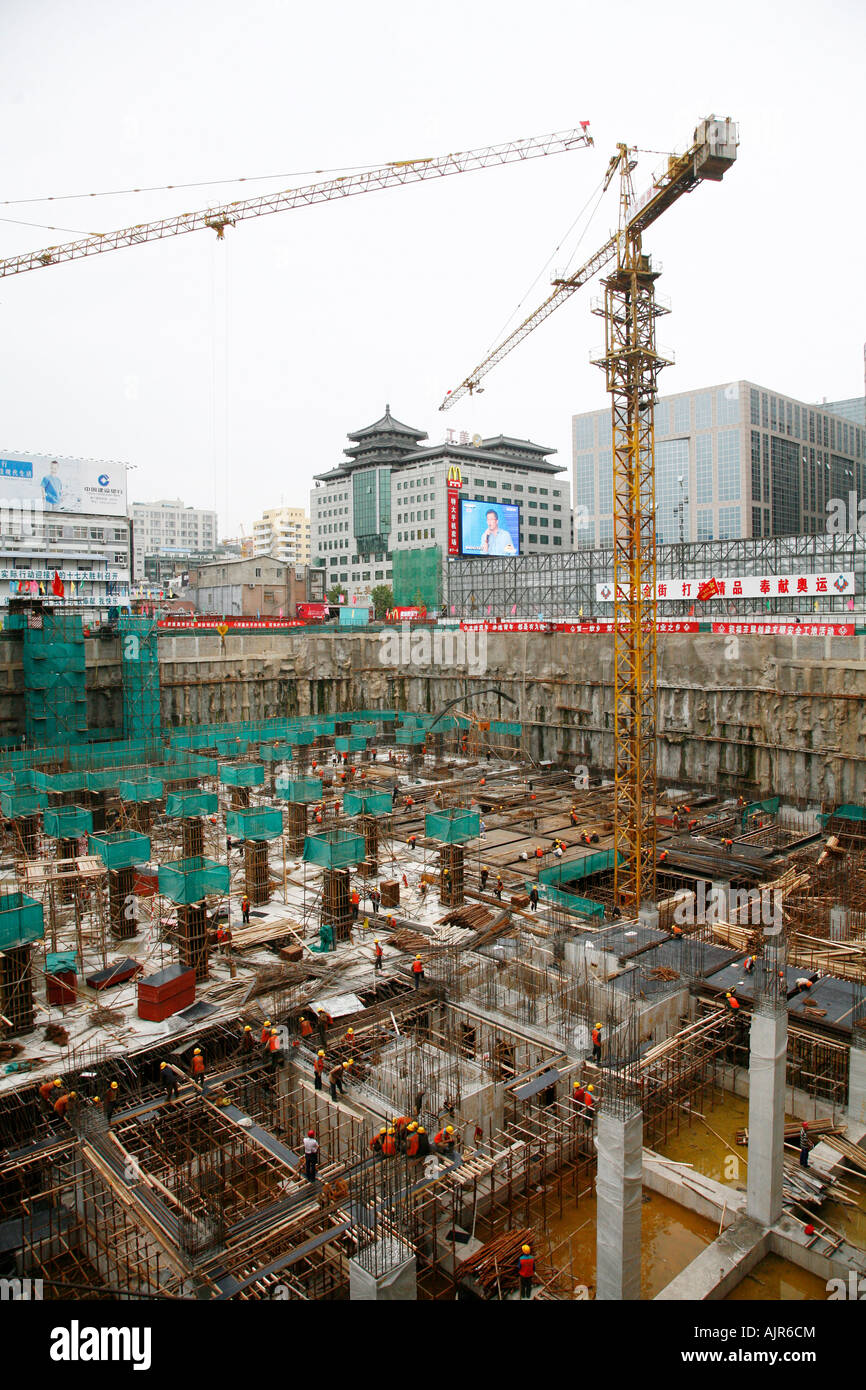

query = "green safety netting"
818;803;866;826
398;715;423;727
425;808;481;844
538;848;619;887
343;789;392;817
307;720;337;736
303;829;365;869
529;881;605;920
118;777;164;803
21;613;88;746
42;771;89;794
335;736;367;753
219;764;265;787
260;743;293;763
226;807;284;841
0;892;44;950
85;769;124;793
396;729;426;746
88;830;152;871
338;607;369;627
46;950;77;974
392;544;441;610
165;790;219;818
350;723;378;739
43;806;93;838
291;730;315;747
427;715;460;732
119;616;161;745
275;777;323;804
214;736;252;757
744;796;781;818
0;774;14;792
158;856;230;903
490;720;522;737
0;788;44;818
165;757;218;780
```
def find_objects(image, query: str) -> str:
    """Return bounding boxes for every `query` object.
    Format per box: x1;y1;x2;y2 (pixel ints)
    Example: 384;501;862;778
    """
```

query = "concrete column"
711;879;730;924
638;904;659;931
349;1244;417;1300
830;906;850;942
745;1008;787;1227
848;1045;866;1127
595;1107;643;1301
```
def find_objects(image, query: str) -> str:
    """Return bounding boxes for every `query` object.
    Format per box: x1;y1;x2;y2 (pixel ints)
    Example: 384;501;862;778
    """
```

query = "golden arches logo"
446;464;463;488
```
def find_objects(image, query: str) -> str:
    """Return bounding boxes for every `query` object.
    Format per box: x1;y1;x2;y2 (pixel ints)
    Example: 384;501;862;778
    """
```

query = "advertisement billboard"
459;499;520;557
0;453;128;517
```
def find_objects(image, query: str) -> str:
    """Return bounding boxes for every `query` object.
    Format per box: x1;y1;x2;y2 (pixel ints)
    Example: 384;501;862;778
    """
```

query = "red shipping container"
137;963;196;1022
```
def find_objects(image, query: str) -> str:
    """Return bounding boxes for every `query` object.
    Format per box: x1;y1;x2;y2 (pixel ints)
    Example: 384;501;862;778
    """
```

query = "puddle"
724;1254;830;1301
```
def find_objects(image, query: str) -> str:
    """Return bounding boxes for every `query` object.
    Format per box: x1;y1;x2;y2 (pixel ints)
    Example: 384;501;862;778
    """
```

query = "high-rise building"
573;381;866;547
252;506;311;564
130;498;218;580
311;406;571;607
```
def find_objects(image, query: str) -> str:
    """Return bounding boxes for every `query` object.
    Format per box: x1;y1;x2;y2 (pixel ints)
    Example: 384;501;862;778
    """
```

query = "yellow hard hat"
387;1128;395;1135
160;1061;167;1069
271;1029;278;1036
318;1049;325;1057
374;938;379;944
264;1019;271;1025
346;1027;354;1034
595;1022;602;1029
522;1244;531;1254
380;1127;387;1134
445;1125;454;1134
408;1122;418;1131
94;1096;100;1103
573;1081;580;1089
69;1091;76;1098
587;1085;594;1093
194;1048;202;1055
415;954;421;960
53;1078;62;1086
346;1058;353;1067
244;1025;251;1032
110;1081;118;1089
418;1127;426;1133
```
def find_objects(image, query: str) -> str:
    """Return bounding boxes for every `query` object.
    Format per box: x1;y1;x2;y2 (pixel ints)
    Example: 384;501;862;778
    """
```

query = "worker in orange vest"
591;1023;602;1064
374;939;383;973
370;1126;386;1155
572;1081;586;1115
405;1122;420;1158
412;955;424;989
104;1080;120;1124
53;1090;71;1120
582;1084;596;1122
268;1029;283;1071
351;888;360;921
518;1244;535;1299
299;1015;314;1038
241;895;251;925
40;1077;63;1108
381;1128;397;1157
260;1019;272;1046
433;1124;456;1155
190;1048;206;1090
313;1050;325;1091
725;991;740;1011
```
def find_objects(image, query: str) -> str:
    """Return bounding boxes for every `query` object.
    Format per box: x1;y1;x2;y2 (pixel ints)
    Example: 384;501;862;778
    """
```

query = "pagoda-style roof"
345;404;427;445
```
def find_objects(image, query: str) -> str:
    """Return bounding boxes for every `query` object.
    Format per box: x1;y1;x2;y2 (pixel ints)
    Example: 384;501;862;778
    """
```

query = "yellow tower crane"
441;116;739;909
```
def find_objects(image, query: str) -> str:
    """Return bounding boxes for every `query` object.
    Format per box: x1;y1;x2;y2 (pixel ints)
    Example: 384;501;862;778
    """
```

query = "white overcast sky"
1;0;863;535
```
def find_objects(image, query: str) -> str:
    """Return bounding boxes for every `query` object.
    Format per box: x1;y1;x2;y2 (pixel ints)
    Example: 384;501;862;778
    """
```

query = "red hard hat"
308;1129;315;1137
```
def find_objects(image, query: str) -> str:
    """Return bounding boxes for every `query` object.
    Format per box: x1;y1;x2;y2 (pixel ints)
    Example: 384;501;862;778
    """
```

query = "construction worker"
370;887;381;914
303;1129;320;1182
405;1122;421;1158
415;1126;431;1158
381;1127;397;1157
313;1050;326;1091
529;887;539;912
316;1009;331;1049
226;834;233;858
725;991;741;1011
190;1047;206;1090
374;939;383;973
53;1090;71;1120
159;1060;180;1102
518;1244;535;1300
723;838;733;853
40;1077;63;1108
743;956;755;975
408;834;417;850
412;954;424;989
659;849;668;864
583;1084;595;1122
799;1121;812;1169
237;1024;255;1063
344;1026;356;1049
299;1015;314;1039
328;1061;345;1101
267;1028;282;1071
581;831;592;846
392;1115;410;1153
570;807;579;827
591;1023;602;1064
480;866;489;891
433;1124;456;1156
104;1080;120;1124
495;874;503;900
370;1126;387;1156
241;894;251;925
261;1019;273;1046
572;1081;586;1115
351;887;360;921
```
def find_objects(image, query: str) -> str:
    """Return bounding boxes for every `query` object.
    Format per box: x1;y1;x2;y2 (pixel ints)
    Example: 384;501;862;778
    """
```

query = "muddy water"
725;1254;829;1301
544;1189;718;1298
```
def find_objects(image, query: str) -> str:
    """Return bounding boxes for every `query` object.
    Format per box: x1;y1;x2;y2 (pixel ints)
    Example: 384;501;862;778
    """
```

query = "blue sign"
459;500;521;557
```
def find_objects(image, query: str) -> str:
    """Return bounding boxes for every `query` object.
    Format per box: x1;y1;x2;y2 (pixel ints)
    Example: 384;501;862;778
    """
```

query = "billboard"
0;453;127;517
459;499;520;557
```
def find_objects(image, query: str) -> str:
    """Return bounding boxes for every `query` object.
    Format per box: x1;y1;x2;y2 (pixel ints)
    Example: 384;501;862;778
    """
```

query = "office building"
130;498;218;580
252;506;311;565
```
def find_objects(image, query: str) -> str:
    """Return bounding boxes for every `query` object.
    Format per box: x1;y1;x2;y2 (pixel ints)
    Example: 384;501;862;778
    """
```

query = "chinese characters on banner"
594;572;855;603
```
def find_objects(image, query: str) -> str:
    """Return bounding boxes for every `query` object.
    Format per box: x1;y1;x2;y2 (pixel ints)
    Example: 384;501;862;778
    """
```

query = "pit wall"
2;627;865;805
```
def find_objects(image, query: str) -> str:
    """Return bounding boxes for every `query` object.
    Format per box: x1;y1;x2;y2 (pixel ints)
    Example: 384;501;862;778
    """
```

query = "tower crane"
441;116;739;909
0;124;593;279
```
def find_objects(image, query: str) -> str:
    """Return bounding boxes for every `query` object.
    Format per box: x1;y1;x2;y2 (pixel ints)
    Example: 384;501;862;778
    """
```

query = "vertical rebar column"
231;786;250;809
362;815;379;877
0;944;35;1035
14;816;41;857
286;802;308;855
745;934;788;1228
133;801;153;834
182;818;205;858
322;868;352;941
439;844;464;907
108;866;136;939
90;790;107;832
178;902;209;982
57;836;78;903
245;841;270;905
293;743;311;774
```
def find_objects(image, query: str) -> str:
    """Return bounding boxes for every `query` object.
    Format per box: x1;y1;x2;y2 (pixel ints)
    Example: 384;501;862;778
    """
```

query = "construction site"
1;107;864;1310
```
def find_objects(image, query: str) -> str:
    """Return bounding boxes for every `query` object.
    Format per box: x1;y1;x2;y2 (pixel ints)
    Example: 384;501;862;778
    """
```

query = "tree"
370;583;394;620
327;584;347;604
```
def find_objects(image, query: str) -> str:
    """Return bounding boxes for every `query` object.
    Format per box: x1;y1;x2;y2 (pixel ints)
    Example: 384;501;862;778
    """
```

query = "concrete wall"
3;626;865;804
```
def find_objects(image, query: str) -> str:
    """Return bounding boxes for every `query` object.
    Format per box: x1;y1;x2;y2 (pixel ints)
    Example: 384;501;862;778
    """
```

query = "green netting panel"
0;788;44;818
398;715;422;727
46;950;77;973
339;607;369;627
166;757;218;780
43;806;93;838
529;882;605;920
0;774;15;791
291;730;315;747
350;724;378;739
392;544;441;609
275;777;323;804
42;771;89;794
490;721;522;737
260;743;293;763
818;803;865;826
0;892;44;949
427;715;460;732
88;831;152;871
14;770;41;788
219;764;265;788
158;855;230;903
303;829;365;869
85;769;124;793
119;616;161;744
21;613;88;746
539;849;618;887
170;734;212;753
343;790;393;817
745;796;781;818
214;736;252;757
335;736;367;753
165;791;219;818
425;808;480;844
307;720;336;736
396;729;426;746
226;807;284;841
118;777;164;803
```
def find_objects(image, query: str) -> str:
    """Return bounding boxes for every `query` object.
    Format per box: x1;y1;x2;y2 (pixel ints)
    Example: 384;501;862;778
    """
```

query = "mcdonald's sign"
446;464;463;490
